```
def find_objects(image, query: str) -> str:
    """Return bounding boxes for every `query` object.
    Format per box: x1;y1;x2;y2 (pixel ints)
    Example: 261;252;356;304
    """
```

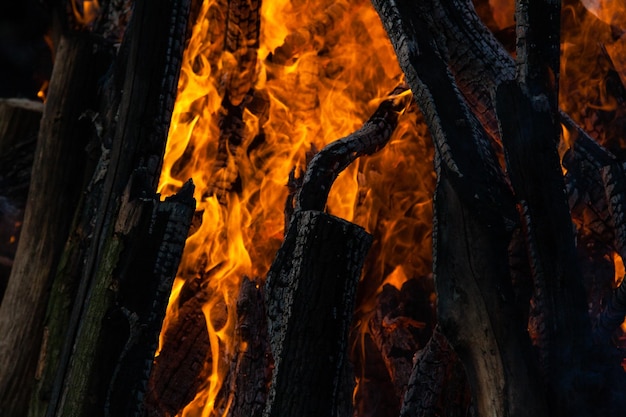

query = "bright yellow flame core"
158;0;434;415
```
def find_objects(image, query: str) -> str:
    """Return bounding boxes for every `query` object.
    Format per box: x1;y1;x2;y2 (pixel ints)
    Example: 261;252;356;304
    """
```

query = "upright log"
264;210;372;417
0;33;113;417
370;1;548;416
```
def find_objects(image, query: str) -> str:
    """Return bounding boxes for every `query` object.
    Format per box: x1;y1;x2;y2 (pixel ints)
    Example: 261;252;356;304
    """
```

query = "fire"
71;0;101;27
561;0;626;150
157;0;432;415
156;0;626;414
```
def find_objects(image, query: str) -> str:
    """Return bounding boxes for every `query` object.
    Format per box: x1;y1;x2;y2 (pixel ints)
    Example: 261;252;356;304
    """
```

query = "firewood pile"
0;0;625;417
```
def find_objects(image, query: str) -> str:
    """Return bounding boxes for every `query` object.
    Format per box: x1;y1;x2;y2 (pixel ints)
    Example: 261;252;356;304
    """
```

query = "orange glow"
157;0;432;414
561;0;626;150
155;0;626;414
615;253;625;286
71;0;100;27
489;0;515;29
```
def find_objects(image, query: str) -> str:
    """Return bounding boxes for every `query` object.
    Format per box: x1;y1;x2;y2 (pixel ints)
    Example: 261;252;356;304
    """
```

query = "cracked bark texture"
264;210;372;417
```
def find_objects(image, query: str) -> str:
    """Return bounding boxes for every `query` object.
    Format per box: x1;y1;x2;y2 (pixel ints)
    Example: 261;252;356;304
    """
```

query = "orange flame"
158;0;433;414
71;0;100;27
157;0;626;414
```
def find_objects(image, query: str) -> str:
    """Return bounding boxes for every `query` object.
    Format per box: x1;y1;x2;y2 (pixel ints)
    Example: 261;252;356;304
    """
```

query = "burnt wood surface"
399;326;470;417
222;276;271;417
264;210;372;417
143;288;212;417
296;84;411;212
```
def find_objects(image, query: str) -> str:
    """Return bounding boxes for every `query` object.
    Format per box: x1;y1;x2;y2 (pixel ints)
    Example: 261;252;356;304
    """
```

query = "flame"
71;0;100;27
561;0;626;150
157;0;433;414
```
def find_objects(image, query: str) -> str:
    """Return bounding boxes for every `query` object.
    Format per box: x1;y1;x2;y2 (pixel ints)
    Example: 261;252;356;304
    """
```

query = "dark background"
0;1;52;99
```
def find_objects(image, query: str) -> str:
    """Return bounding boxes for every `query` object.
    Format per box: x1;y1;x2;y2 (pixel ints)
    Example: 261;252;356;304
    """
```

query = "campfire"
0;0;625;416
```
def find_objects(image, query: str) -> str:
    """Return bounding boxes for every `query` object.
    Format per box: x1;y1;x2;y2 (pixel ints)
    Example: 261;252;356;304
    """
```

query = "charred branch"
399;326;470;417
297;83;411;212
144;288;212;417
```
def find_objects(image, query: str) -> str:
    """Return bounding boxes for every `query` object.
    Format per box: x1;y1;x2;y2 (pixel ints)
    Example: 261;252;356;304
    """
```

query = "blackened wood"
368;280;433;399
515;0;561;104
143;291;212;417
221;277;270;417
27;3;134;411
297;84;411;212
496;80;591;416
407;0;515;139
105;181;195;417
264;210;372;417
399;326;467;417
433;169;546;417
47;1;192;416
600;162;626;259
211;0;262;202
371;2;548;416
0;33;113;417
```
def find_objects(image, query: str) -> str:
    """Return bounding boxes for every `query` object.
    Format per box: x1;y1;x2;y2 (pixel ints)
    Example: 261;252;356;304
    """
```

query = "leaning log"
0;33;114;417
370;1;548;416
31;1;193;416
0;98;42;301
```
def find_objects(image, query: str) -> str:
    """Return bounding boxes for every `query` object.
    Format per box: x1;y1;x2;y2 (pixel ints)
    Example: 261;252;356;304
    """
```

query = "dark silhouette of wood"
0;99;42;302
47;0;193;415
222;277;271;417
264;210;372;417
0;33;114;417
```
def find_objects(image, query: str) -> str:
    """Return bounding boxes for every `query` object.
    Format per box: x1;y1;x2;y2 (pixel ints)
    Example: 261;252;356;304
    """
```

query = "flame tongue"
156;0;436;414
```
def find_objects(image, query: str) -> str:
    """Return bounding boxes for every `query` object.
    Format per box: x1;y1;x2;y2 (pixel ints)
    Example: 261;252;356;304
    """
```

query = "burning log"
264;210;371;417
262;82;412;417
221;276;271;417
144;281;212;417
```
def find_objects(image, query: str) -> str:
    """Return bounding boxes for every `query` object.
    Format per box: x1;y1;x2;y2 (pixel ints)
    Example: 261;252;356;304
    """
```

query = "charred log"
18;1;194;416
220;276;271;417
368;279;434;400
399;326;471;417
264;210;372;417
143;288;212;417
